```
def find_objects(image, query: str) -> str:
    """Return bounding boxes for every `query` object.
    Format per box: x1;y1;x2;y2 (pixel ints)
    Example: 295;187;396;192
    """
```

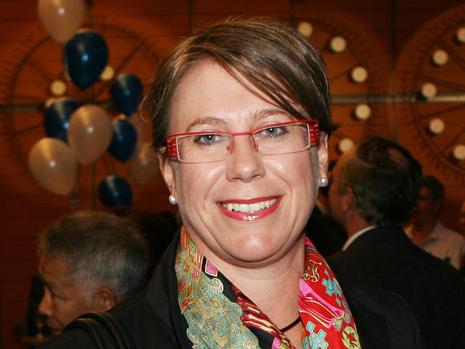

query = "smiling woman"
41;19;422;349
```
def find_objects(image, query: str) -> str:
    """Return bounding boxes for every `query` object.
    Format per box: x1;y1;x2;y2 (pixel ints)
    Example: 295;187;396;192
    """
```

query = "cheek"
51;298;75;323
290;152;318;193
176;164;223;206
270;153;317;210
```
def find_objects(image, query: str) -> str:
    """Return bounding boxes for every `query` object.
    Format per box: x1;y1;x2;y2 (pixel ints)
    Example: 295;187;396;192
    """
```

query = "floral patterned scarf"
175;227;361;348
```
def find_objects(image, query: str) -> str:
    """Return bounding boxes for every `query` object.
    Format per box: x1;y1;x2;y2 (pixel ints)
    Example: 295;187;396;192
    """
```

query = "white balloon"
128;143;158;184
68;104;113;165
28;138;78;195
38;0;85;43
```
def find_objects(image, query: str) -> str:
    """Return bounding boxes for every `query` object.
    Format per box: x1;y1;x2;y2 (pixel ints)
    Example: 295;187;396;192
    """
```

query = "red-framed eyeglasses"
165;119;320;163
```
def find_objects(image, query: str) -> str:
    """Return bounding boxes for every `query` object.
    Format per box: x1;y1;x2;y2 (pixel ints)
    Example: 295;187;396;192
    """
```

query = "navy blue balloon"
108;119;137;162
110;74;144;116
64;30;109;89
99;175;132;208
43;98;79;142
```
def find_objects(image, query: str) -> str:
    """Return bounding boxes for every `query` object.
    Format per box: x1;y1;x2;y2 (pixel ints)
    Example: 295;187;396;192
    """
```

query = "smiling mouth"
222;198;278;213
219;196;281;221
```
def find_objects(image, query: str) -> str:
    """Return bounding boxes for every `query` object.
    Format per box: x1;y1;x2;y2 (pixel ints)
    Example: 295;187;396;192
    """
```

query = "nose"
38;288;53;317
226;134;265;182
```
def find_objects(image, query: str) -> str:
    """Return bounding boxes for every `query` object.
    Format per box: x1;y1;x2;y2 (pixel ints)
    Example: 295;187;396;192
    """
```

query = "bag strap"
64;312;136;349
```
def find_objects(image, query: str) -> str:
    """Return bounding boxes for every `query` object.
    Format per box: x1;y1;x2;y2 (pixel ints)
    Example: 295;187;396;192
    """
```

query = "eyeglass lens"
177;123;310;162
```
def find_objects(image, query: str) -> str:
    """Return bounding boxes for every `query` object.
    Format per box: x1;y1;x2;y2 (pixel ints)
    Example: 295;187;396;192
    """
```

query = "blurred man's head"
37;211;148;335
329;137;422;228
411;175;445;226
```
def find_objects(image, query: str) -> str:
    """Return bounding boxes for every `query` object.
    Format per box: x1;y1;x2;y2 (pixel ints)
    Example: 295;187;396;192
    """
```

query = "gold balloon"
68;104;113;165
28;138;78;195
38;0;85;43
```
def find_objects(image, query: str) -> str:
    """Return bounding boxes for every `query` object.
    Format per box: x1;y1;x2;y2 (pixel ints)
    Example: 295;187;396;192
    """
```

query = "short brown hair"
142;18;334;151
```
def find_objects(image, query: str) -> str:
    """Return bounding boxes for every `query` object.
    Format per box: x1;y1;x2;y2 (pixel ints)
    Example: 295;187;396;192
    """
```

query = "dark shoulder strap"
64;312;136;349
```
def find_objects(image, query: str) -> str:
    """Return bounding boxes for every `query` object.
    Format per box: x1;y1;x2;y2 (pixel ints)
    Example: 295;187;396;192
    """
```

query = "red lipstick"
218;196;281;221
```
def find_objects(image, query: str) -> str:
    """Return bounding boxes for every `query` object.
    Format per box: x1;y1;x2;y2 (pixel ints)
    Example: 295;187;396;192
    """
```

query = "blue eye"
193;134;226;145
257;126;287;138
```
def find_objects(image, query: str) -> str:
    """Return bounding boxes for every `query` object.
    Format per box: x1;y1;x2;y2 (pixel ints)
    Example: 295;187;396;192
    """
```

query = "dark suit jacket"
328;225;465;349
39;230;424;349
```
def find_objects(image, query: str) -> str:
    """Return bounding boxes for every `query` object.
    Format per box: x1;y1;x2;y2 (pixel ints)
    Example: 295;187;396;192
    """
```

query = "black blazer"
40;231;424;349
328;225;465;349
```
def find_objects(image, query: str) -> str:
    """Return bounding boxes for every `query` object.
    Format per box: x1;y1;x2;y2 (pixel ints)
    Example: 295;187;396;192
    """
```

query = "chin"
224;238;285;265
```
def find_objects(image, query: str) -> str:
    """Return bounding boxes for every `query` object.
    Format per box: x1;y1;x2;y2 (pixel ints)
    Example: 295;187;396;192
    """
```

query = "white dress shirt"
342;226;376;251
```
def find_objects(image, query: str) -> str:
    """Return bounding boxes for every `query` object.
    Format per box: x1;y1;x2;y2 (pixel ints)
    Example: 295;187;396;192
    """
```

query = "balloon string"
89;75;97;210
188;0;193;34
70;192;78;212
71;166;81;212
86;0;94;29
91;162;97;209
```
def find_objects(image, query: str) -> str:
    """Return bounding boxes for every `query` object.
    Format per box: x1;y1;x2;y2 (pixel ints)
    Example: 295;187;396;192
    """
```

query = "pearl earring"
319;177;329;187
168;195;177;205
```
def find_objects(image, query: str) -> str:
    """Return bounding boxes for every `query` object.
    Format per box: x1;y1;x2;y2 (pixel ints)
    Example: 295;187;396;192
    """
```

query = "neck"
199;234;306;330
344;215;371;237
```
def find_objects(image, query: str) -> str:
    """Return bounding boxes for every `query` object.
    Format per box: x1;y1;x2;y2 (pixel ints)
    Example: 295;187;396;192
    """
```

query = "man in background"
37;210;149;336
407;175;465;270
327;137;465;349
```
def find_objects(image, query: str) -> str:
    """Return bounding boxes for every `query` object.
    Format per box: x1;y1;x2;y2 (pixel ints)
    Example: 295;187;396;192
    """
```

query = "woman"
41;19;420;349
148;19;358;348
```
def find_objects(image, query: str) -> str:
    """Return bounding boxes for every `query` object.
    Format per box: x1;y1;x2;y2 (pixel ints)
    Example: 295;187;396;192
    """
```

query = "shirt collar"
342;226;376;251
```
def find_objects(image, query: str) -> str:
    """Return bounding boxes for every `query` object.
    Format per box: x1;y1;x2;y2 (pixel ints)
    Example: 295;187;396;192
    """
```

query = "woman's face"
161;60;328;267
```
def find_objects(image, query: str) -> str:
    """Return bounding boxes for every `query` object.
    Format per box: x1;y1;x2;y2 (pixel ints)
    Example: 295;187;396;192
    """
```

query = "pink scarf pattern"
175;228;361;349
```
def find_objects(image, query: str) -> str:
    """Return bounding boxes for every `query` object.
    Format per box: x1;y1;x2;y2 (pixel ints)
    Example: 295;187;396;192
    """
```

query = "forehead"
169;60;289;132
39;255;70;283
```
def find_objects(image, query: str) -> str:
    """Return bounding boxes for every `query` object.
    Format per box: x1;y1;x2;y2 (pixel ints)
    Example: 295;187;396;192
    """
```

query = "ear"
93;287;118;312
317;133;329;181
341;185;356;215
158;153;177;198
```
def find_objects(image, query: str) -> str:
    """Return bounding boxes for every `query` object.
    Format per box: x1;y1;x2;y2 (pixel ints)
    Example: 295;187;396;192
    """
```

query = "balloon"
38;0;85;43
99;175;132;208
28;138;77;195
64;30;109;89
128;143;158;184
43;98;79;142
128;113;148;143
108;119;137;162
110;74;144;116
68;105;113;165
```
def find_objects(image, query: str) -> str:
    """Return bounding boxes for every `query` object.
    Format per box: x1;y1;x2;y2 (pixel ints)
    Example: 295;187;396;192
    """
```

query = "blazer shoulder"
342;283;425;349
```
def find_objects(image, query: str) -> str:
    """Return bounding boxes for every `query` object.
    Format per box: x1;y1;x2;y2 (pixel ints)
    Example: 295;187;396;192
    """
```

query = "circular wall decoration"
0;18;160;204
290;13;389;161
397;4;465;182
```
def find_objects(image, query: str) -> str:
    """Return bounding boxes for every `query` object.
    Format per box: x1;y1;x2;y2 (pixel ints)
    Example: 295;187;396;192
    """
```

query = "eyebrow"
42;281;55;292
40;276;57;291
185;109;295;131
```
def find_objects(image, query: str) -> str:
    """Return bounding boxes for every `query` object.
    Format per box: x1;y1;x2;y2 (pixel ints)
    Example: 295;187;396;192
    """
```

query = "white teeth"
250;203;260;212
223;199;277;213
